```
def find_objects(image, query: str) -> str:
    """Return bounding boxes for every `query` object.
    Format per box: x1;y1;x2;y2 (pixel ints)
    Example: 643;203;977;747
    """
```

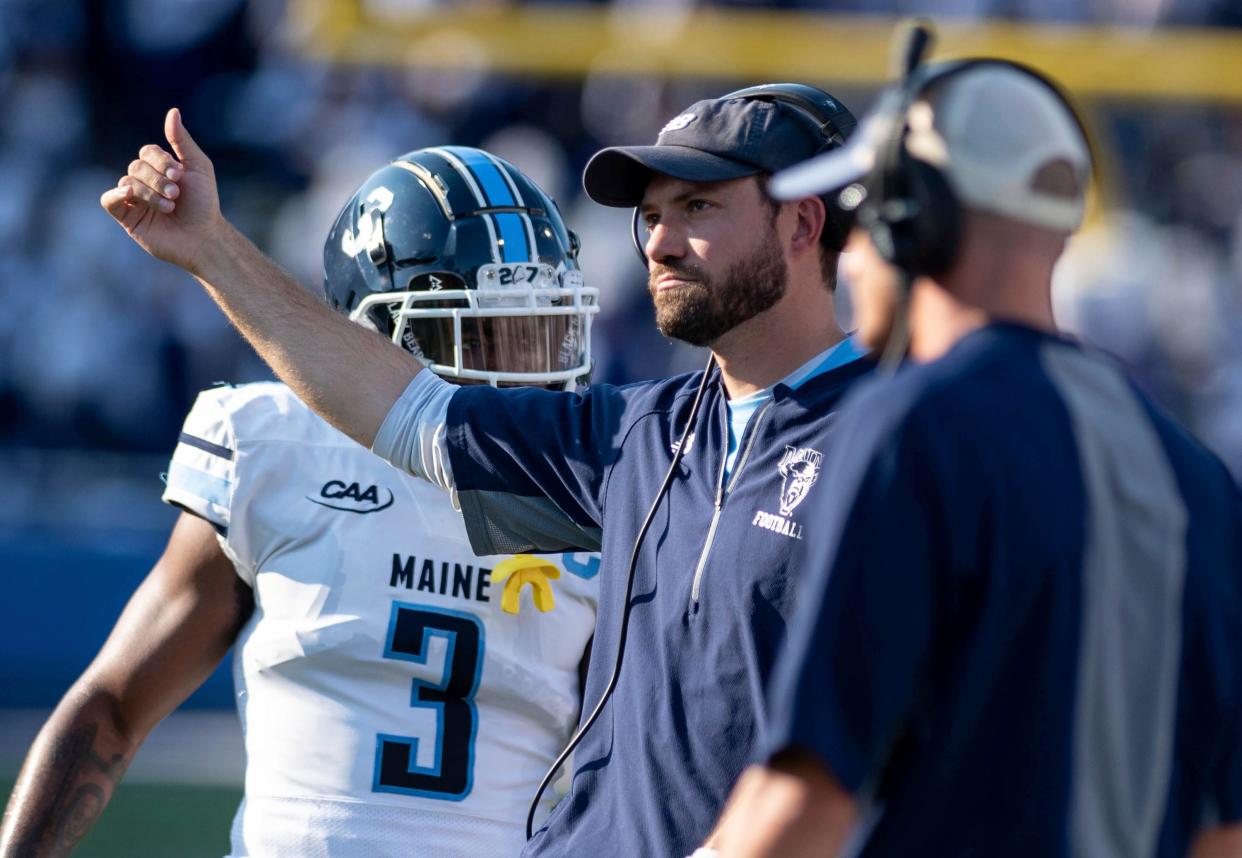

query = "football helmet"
324;146;597;388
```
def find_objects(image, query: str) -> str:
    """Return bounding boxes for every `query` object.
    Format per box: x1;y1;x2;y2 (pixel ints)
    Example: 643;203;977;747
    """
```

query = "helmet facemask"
350;262;597;388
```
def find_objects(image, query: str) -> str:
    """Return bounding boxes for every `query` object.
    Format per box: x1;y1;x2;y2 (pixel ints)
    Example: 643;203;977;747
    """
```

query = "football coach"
100;85;873;856
708;40;1242;858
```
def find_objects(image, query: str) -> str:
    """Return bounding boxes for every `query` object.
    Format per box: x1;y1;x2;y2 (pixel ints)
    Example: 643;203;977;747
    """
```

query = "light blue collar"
780;335;868;390
723;336;867;478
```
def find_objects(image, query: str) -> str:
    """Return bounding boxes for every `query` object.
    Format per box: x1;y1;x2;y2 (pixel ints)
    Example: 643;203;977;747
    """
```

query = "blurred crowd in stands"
0;0;1239;533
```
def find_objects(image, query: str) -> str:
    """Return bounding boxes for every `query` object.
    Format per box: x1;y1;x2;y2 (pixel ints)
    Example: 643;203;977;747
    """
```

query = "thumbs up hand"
99;108;226;277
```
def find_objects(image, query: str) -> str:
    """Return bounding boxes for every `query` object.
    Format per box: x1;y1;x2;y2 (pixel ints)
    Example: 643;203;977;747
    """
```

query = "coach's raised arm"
100;108;419;450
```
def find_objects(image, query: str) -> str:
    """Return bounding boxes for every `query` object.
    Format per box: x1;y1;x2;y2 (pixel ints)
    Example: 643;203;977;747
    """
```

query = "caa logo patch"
308;479;395;514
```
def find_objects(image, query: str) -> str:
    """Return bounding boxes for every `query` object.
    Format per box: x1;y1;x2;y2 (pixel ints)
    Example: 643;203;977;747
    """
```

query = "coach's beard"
648;239;789;348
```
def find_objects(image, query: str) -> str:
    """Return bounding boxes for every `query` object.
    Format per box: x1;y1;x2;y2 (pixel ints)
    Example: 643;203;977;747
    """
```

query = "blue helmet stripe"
492;213;531;263
445;146;516;206
444;147;531;261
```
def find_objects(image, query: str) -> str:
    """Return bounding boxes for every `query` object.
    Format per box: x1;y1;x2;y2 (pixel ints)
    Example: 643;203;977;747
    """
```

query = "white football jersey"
162;382;599;858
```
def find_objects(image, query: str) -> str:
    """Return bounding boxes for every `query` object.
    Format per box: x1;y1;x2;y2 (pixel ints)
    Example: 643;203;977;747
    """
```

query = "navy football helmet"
324;146;597;388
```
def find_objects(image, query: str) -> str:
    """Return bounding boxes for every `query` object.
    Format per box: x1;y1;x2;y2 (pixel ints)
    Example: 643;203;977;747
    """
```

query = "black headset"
630;82;859;265
859;28;1094;281
856;22;1093;368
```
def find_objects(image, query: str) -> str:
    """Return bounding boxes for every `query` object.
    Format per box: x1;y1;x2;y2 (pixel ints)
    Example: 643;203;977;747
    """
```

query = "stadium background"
1;1;1240;854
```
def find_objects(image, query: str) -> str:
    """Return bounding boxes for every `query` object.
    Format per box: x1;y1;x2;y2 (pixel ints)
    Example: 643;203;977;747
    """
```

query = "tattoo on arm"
9;722;132;857
5;535;253;857
53;785;104;853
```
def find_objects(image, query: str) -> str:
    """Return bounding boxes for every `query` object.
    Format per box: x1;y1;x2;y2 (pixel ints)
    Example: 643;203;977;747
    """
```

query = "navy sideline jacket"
445;358;873;857
768;324;1242;857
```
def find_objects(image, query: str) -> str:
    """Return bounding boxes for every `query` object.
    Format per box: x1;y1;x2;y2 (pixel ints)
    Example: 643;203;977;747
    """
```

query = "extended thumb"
165;107;205;164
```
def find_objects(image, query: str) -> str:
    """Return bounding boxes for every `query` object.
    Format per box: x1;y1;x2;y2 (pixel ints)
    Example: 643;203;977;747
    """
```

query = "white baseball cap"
770;64;1092;233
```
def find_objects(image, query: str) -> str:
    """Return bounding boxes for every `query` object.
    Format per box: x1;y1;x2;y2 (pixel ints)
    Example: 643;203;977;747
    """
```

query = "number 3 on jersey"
374;603;485;800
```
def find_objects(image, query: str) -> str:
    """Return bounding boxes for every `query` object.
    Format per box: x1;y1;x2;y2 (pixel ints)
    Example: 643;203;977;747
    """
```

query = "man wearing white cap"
707;58;1242;858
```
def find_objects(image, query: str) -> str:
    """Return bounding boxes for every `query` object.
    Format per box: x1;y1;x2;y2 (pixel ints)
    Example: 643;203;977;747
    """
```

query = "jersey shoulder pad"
162;383;249;529
163;382;362;529
210;381;355;449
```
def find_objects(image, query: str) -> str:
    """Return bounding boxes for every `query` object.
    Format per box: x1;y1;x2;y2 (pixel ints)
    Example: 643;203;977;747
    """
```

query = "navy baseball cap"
583;95;848;208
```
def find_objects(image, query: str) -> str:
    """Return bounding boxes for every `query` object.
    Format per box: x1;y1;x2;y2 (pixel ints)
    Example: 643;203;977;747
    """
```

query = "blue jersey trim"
561;552;601;580
166;461;231;510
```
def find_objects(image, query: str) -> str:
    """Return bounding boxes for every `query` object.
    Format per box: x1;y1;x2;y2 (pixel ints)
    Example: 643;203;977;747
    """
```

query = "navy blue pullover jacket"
445;358;873;857
769;326;1242;856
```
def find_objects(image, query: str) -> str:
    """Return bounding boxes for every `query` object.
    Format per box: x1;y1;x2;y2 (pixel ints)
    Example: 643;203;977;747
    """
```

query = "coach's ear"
786;195;828;260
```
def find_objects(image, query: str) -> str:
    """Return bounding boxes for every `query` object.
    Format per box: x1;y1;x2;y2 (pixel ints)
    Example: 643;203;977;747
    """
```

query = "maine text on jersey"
389;553;492;604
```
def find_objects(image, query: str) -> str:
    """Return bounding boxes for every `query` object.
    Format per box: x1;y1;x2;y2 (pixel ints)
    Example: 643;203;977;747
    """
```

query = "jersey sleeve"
162;387;238;534
371;370;457;490
763;399;946;793
444;383;630;556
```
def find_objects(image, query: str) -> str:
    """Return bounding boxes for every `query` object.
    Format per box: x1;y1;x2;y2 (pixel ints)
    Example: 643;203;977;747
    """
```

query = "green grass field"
1;780;242;858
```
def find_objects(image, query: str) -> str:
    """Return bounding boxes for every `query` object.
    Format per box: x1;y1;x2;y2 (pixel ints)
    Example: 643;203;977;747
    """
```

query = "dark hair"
756;175;840;290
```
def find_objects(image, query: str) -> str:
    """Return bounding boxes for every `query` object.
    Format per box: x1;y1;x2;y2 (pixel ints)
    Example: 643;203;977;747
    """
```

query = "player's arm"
1190;825;1242;858
98;108;418;449
0;513;253;858
704;751;856;858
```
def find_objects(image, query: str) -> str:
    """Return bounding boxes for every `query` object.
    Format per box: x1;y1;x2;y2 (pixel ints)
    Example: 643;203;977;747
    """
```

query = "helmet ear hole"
366;212;388;266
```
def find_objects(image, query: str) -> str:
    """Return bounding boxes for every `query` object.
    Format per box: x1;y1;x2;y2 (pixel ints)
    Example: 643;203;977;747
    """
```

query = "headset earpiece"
867;150;961;277
903;156;961;276
631;207;647;265
863;53;1091;282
